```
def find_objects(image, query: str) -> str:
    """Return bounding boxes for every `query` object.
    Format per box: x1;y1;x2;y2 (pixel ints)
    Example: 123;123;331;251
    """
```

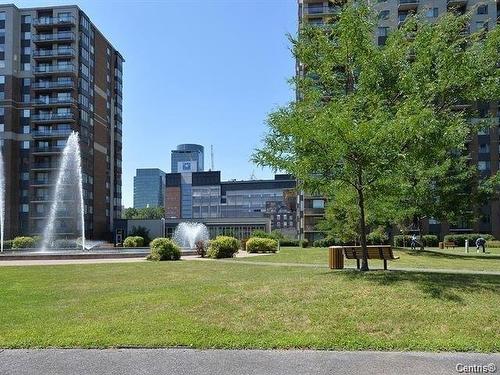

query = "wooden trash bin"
328;246;344;269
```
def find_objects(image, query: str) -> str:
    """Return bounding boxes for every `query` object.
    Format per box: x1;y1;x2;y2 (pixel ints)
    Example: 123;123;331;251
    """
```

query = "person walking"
411;234;417;250
476;237;486;253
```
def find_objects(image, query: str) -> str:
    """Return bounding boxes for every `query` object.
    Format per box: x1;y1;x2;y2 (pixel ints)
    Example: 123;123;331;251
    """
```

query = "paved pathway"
0;349;498;375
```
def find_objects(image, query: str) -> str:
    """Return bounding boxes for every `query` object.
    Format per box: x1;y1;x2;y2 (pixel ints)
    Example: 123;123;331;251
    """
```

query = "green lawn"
236;247;500;272
0;260;498;351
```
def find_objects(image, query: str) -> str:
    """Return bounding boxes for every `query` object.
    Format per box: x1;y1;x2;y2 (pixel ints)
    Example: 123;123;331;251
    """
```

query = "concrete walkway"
0;349;498;375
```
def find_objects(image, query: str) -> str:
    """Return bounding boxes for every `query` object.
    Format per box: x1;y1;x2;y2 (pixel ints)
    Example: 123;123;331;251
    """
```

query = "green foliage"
129;226;151;245
12;236;36;249
195;240;207;258
250;230;284;241
279;238;301;247
486;240;500;248
207;236;240;259
366;226;389;245
393;235;439;247
252;4;500;270
300;239;309;248
148;238;181;261
53;239;79;249
123;236;144;248
443;234;495;247
313;236;339;248
123;207;165;220
246;238;278;253
2;240;12;250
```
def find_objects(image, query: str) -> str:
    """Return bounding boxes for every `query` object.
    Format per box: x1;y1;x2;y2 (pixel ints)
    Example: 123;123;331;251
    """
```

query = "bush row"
246;238;278;253
393;235;439;247
443;233;494;247
123;236;144;247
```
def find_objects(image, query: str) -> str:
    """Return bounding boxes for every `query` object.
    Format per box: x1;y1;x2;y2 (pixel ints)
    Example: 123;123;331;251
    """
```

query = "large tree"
123;206;165;220
253;3;500;270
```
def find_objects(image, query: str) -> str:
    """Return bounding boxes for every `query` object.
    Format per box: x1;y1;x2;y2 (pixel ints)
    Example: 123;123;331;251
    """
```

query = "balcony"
33;15;76;28
32;129;73;138
33;48;76;59
32;80;74;90
32;97;75;107
304;208;325;216
32;145;65;154
398;0;419;10
33;64;76;75
305;5;341;15
31;179;52;186
31;112;74;122
33;32;76;43
32;162;59;170
447;0;467;6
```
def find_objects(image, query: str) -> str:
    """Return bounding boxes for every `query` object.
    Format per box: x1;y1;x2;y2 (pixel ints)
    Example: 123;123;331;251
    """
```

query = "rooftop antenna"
210;144;214;171
250;170;257;180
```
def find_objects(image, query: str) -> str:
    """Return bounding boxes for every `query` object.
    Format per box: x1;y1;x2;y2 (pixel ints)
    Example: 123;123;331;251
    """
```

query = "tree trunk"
418;217;424;251
356;172;369;271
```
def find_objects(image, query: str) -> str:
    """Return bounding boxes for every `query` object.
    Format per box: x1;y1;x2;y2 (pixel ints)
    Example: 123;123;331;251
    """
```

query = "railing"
32;97;75;105
32;80;74;89
33;146;65;153
305;5;341;15
33;32;75;42
32;162;59;169
33;48;75;57
398;0;419;4
32;179;51;184
33;64;75;73
32;129;73;137
33;15;76;26
32;113;74;121
304;208;325;215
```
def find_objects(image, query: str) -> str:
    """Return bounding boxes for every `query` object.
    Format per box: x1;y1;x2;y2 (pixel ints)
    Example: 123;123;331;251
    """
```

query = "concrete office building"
170;144;204;173
133;168;166;209
0;4;123;239
298;0;500;239
165;172;297;235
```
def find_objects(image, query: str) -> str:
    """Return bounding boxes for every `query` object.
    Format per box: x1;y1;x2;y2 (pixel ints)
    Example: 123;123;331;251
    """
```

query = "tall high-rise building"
171;144;204;173
298;0;500;238
0;4;124;239
133;168;166;209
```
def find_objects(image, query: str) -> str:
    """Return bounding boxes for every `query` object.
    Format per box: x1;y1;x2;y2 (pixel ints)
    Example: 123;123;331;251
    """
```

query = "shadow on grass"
323;269;500;303
396;248;500;260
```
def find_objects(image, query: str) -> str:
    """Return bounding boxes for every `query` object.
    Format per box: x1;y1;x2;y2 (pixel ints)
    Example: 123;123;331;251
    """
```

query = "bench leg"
384;259;387;270
356;259;360;270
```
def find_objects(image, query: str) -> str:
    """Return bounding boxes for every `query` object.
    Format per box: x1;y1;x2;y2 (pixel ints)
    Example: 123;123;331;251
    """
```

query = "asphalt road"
0;349;498;375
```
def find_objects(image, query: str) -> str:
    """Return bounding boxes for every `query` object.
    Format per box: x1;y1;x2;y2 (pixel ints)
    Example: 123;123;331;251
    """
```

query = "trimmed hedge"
246;237;278;253
148;238;181;261
301;239;309;248
207;236;240;259
393;235;439;247
313;236;338;248
2;240;12;250
12;236;37;249
123;236;144;247
443;233;494;247
279;239;300;247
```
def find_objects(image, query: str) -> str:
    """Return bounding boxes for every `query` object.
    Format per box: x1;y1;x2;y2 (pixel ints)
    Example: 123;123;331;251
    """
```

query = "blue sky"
15;0;297;207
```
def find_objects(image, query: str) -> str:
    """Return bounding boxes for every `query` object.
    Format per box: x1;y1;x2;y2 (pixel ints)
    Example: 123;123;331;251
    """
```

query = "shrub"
250;229;284;241
148;238;181;261
2;240;12;250
300;238;309;248
123;236;144;247
444;233;494;247
129;226;151;245
486;240;500;248
195;240;207;258
246;237;278;253
367;226;389;245
394;234;439;247
12;236;36;249
313;236;338;248
279;238;300;247
53;239;79;249
207;236;240;259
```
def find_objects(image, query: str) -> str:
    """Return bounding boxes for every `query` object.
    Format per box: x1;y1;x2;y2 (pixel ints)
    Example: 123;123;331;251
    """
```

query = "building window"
477;4;488;14
479;144;490;153
0;75;4;84
0;124;4;132
22;32;31;40
22;141;29;149
426;8;438;18
20;204;29;213
23;125;30;134
312;199;325;209
21;15;31;24
0;12;5;21
22;63;30;71
379;10;390;20
478;161;490;171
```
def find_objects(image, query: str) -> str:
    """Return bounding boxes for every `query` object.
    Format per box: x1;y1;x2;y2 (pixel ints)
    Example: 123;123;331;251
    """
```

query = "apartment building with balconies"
0;4;124;240
298;0;500;239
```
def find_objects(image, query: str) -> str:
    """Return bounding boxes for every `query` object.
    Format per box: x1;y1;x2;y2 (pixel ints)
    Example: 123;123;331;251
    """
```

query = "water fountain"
0;147;4;252
172;222;209;249
41;131;85;251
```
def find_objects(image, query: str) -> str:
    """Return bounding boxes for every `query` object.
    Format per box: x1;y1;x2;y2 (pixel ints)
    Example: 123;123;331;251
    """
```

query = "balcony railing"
32;80;74;90
33;48;75;58
398;0;419;4
33;146;65;153
32;97;75;105
31;113;74;122
32;162;59;169
33;64;76;74
32;179;51;185
32;129;73;138
305;5;341;15
33;32;75;42
33;15;76;27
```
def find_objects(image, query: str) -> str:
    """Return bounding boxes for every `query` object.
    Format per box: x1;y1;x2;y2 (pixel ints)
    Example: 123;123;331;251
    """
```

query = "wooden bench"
343;245;399;270
444;241;457;249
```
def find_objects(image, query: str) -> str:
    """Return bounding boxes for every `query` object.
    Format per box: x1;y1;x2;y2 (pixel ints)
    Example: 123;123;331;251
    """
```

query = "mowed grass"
0;260;498;351
236;247;500;272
